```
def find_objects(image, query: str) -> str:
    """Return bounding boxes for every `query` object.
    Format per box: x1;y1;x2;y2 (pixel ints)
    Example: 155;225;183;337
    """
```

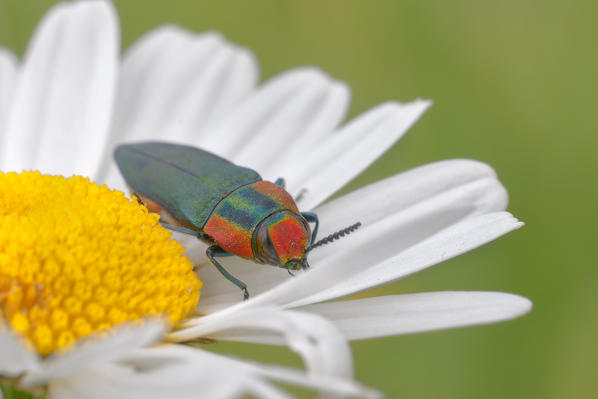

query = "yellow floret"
0;172;202;355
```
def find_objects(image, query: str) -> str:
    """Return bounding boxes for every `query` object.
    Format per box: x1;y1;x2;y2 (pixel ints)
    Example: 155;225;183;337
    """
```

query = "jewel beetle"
114;142;360;300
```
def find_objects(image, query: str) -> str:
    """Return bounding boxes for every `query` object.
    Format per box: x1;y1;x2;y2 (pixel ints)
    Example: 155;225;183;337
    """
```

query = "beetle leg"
206;246;250;300
274;177;286;188
131;193;144;206
274;178;306;203
301;211;319;244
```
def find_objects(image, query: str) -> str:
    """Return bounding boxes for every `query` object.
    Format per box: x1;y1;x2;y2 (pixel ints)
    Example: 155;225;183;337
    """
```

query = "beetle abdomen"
204;181;299;259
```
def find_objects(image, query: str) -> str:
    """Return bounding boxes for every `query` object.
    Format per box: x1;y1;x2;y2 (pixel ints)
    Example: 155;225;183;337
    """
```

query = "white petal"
289;212;522;307
118;346;279;396
0;324;39;377
257;365;382;399
299;292;532;340
49;345;376;399
215;69;350;176
243;380;293;399
48;362;240;399
172;308;353;379
303;159;507;270
2;0;118;178
221;212;520;310
316;158;507;232
287;99;432;210
0;48;18;152
258;80;350;182
115;26;257;142
192;292;531;345
99;26;258;190
198;68;347;162
20;318;166;388
195;160;508;312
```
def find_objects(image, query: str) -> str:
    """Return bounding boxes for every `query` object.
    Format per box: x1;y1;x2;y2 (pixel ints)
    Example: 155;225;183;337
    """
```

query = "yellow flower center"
0;171;201;355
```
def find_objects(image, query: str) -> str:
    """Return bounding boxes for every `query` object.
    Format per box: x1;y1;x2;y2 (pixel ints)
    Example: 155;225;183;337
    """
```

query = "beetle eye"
256;222;280;266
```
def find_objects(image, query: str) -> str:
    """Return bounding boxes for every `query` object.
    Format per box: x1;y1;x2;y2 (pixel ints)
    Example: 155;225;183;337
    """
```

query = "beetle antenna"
308;222;361;251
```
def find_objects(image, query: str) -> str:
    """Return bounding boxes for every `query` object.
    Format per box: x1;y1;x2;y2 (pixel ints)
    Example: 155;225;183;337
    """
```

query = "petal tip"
502;293;533;318
415;97;434;107
277;66;331;83
66;0;119;28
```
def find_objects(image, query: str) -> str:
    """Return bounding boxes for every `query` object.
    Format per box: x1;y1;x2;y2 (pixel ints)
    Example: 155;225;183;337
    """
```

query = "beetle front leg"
206;246;249;300
301;211;319;244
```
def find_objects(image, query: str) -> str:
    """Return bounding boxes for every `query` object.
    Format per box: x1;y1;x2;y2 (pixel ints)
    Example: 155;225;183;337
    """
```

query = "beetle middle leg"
275;178;308;203
274;177;286;188
206;245;249;300
274;177;307;202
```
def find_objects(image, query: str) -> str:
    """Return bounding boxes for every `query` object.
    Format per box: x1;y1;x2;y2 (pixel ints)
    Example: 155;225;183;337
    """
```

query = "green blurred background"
1;0;596;398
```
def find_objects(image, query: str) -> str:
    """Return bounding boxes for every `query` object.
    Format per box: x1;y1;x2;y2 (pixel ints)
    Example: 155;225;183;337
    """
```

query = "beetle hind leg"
294;188;308;202
131;193;145;206
206;246;250;300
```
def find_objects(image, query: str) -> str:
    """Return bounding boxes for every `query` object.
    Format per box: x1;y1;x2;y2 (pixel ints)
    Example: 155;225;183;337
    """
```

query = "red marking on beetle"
252;181;299;213
204;214;253;259
269;214;308;263
145;201;162;213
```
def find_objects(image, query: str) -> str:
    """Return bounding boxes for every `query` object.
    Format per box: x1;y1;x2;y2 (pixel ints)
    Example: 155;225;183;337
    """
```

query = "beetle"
114;142;360;299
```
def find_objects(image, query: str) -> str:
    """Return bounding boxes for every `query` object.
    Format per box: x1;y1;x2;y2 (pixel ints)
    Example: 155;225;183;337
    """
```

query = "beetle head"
254;211;311;270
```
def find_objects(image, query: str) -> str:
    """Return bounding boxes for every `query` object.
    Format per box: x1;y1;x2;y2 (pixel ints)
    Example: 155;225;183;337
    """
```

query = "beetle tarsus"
301;258;310;270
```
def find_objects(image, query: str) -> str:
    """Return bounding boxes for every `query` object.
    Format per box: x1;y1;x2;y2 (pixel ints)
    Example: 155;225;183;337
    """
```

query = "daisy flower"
0;0;531;397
